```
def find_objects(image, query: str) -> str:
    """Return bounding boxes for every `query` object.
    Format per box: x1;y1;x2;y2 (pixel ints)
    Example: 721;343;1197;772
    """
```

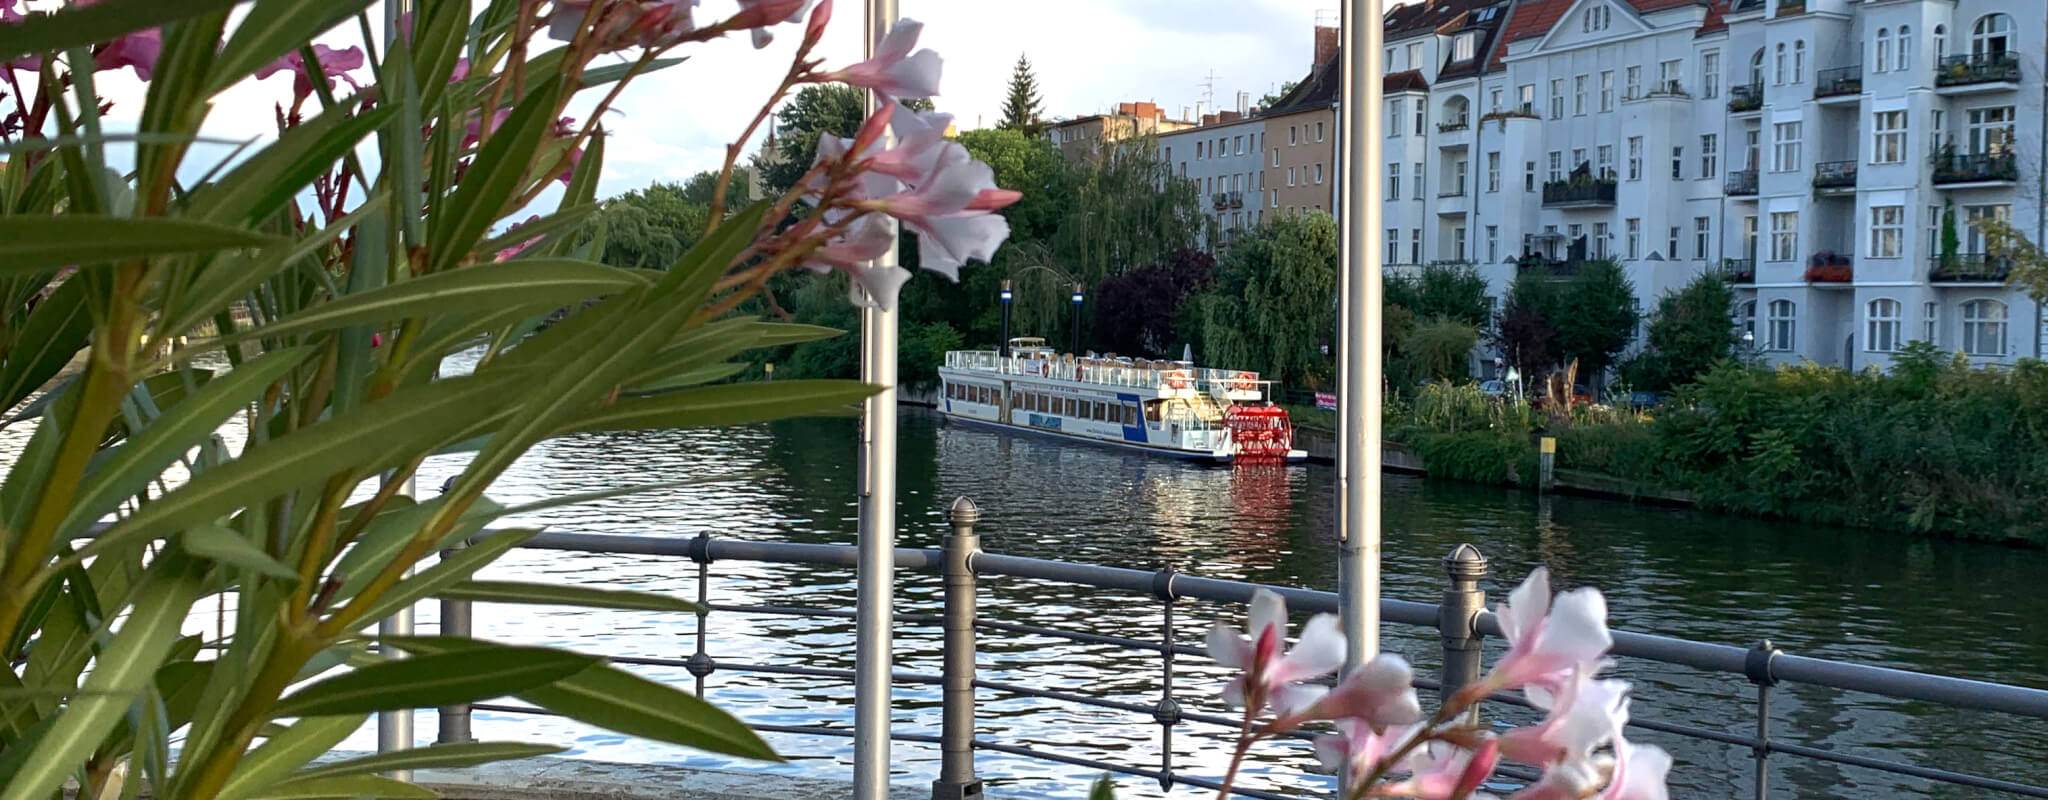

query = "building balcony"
1814;66;1862;100
1715;258;1756;284
1775;0;1805;16
1210;191;1245;210
1932;151;2018;186
1728;84;1763;113
1935;53;2021;91
1929;253;2016;283
1540;178;1617;208
1437;119;1470;134
1643;79;1688;99
1514;254;1592;278
1804;252;1853;284
1812;160;1857;191
1479;105;1539;123
1725;169;1758;197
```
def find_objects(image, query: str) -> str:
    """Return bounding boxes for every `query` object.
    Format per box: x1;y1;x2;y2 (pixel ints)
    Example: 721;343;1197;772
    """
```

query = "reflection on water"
360;411;2046;799
4;366;2042;798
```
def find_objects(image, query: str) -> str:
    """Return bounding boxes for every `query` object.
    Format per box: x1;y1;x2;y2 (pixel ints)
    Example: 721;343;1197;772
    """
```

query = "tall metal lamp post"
999;280;1014;358
1069;283;1085;354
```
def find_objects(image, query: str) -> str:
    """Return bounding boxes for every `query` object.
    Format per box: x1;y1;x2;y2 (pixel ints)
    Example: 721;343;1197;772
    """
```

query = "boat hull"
939;413;1308;464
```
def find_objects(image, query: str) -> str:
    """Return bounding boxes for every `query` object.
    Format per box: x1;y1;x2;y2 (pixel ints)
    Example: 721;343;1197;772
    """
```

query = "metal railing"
417;505;2048;800
1725;168;1759;195
1437;119;1469;134
1936;52;2021;87
1813;160;1857;189
1728;83;1764;112
1933;151;2018;184
1540;178;1617;207
1930;253;2017;282
1715;257;1756;283
1814;66;1861;98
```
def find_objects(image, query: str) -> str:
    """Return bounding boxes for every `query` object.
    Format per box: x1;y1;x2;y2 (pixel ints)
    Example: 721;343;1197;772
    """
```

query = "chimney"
1314;16;1340;68
1135;101;1159;120
1203;113;1219;126
1237;91;1250;115
1219;110;1241;122
1195;100;1205;120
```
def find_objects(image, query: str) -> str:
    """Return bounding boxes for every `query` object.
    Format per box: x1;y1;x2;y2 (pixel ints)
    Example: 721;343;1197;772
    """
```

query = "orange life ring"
1233;371;1256;391
1165;369;1193;390
1038;360;1051;377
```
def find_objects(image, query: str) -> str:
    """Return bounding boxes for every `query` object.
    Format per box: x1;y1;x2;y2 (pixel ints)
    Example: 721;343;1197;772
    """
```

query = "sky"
64;0;1341;203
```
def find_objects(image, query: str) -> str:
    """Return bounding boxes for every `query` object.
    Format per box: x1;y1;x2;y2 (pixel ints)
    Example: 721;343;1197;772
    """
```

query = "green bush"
1555;422;1663;480
1395;428;1534;486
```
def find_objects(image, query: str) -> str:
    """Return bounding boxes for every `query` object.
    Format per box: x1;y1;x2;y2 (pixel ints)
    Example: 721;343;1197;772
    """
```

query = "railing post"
1746;640;1782;800
1438;544;1488;720
932;498;983;800
436;544;473;745
1150;569;1183;792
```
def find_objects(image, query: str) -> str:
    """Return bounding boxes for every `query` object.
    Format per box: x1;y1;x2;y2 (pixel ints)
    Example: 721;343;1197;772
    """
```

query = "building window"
1870;206;1903;258
1700;134;1718;178
1453;226;1467;261
1626;218;1641;259
1414;102;1425;136
1571;148;1587;172
1569;224;1582;245
1272;148;1280;167
1667;226;1680;260
1593;222;1609;258
1385;47;1396;72
1518;83;1535;111
1407;42;1422;70
1234;135;1244;154
1961;299;2007;356
1702;52;1720;98
1288;167;1296;186
1774;43;1786;84
1922;301;1938;344
1597;145;1613;178
1928;205;1941;254
1738;300;1757;341
1769;211;1799;261
1486;225;1499;261
1524;161;1536;192
1548;151;1563;182
1772;122;1802;172
1973;14;2012;59
1742;215;1758;260
1574;75;1588;115
1549;78;1565;118
1626;136;1643;180
1413;162;1424;199
1749;48;1766;87
1388;162;1400;197
1454;32;1477;62
1659;59;1682;93
1695;217;1711;259
1625;65;1641;99
1767;299;1797;351
1876;28;1890;73
1599;71;1614;111
1866;299;1903;353
1671;146;1684;180
1315;164;1325;184
1896;25;1911;71
1872;111;1906;164
1289;126;1298;146
1584;5;1608;32
1967;106;2017;156
1930;109;1944;153
1489;87;1503;112
1389;99;1404;137
1486;152;1501;192
1386;229;1400;264
1793;40;1805;82
1453;159;1468;194
1316;122;1325;142
1411;228;1422;264
1934;24;1948;63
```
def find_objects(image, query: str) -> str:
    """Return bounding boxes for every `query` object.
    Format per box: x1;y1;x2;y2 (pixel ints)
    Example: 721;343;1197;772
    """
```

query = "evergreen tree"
998;53;1044;135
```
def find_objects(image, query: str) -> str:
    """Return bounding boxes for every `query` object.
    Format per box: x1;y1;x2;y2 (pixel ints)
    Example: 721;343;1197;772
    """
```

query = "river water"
8;394;2044;798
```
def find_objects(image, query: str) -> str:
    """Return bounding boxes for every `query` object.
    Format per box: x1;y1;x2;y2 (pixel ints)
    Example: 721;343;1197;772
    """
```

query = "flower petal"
1271;613;1344;683
1248;589;1287;646
1206;623;1250;669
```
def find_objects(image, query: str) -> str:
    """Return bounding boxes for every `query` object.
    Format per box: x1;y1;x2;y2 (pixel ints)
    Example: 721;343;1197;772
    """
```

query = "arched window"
1774;43;1787;84
1875;28;1890;73
1749;49;1765;87
1961;299;2007;356
1973;14;2013;59
1443;95;1470;127
1896;26;1911;71
1866;299;1902;353
1767;299;1797;351
1794;40;1806;82
1934;24;1947;63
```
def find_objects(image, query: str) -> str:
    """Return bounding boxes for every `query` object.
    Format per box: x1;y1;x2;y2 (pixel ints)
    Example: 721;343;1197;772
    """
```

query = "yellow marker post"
1539;436;1557;490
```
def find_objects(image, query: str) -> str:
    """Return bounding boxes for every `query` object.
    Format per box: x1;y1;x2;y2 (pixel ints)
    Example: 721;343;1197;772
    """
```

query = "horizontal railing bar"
501;532;2048;719
1764;739;2048;797
708;602;1210;657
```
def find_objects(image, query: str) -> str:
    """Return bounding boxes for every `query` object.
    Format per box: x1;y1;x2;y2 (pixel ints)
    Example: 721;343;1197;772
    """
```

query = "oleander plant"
0;0;1013;798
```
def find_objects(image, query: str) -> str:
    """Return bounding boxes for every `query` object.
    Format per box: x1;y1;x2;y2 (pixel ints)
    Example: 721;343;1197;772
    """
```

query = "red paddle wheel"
1222;404;1295;462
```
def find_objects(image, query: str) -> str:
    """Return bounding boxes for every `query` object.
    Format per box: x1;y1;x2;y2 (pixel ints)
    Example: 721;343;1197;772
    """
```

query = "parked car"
1477;379;1507;399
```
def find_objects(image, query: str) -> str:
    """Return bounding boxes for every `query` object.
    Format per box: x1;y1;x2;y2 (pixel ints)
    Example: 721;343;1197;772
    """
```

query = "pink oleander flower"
462;108;512;148
1483;567;1612;693
1599;740;1671;800
93;27;160;79
1205;589;1345;717
731;0;806;48
814;17;940;100
1381;738;1502;800
1302;653;1425;733
1315;720;1416;782
494;215;545;261
1498;665;1629;767
256;44;365;100
1;1;40;74
552;0;699;49
871;143;1017;279
805;213;908;308
1508;756;1609;800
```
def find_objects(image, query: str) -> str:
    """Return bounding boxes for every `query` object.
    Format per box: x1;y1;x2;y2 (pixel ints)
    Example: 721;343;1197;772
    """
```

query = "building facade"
1046;102;1198;161
1159;113;1268;248
1406;0;2042;369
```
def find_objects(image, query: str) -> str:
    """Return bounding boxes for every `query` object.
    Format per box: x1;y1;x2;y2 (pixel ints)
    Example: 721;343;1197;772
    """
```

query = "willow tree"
1189;212;1339;387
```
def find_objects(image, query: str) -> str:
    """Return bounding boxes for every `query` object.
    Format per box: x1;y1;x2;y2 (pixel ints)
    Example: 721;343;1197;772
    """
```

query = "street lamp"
1741;330;1757;365
1069;283;1085;355
999;280;1013;358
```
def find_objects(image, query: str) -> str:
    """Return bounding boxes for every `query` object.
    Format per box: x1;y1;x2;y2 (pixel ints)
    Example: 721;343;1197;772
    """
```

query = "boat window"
1065;398;1077;417
1125;402;1140;425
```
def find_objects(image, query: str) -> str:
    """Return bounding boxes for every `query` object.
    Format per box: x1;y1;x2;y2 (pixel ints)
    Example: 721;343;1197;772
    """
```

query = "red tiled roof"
1489;0;1726;68
1386;69;1430;93
1697;0;1731;35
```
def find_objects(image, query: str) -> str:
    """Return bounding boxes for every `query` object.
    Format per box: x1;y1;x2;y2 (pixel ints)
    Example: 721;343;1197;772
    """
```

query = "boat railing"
944;350;1263;395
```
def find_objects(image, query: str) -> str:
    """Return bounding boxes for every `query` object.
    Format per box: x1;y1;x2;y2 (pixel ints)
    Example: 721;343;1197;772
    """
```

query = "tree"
1386;263;1490;328
584;182;709;269
755;85;932;195
1621;273;1738;391
998;53;1045;135
1188;212;1340;389
1407;316;1482;382
1092;248;1216;357
1554;260;1640;382
1969;214;2048;303
1259;80;1300;109
1493;269;1564;383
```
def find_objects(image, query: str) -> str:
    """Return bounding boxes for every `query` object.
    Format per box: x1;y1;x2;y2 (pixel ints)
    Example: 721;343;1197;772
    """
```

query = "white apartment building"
1159;112;1268;249
1391;0;2042;369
